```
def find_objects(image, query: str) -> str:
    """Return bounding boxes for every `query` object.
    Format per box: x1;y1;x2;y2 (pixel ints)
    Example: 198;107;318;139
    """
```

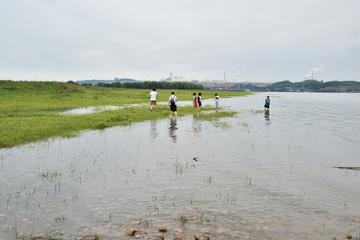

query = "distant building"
172;76;188;82
161;75;189;82
201;81;271;91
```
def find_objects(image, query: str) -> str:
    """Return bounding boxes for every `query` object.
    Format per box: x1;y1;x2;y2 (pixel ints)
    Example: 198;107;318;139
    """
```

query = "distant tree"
67;81;78;85
267;80;294;91
302;80;323;91
113;82;122;88
95;82;112;88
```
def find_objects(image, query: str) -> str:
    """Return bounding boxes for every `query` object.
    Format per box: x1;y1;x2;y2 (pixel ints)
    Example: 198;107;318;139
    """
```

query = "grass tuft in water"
212;121;232;129
180;213;188;224
38;169;61;178
251;109;264;114
195;111;237;121
241;122;249;127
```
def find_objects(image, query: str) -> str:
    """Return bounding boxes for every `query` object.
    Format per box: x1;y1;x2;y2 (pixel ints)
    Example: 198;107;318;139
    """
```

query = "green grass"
0;80;249;112
0;80;250;148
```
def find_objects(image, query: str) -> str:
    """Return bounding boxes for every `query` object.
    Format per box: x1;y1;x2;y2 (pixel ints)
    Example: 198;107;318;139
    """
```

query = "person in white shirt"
149;88;158;111
168;92;178;117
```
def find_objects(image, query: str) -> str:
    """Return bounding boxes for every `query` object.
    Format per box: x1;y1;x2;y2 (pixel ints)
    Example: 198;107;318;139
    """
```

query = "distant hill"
219;80;360;92
264;80;360;92
76;78;141;85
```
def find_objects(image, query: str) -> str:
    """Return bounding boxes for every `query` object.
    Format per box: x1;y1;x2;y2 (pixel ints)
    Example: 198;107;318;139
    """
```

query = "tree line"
68;81;205;90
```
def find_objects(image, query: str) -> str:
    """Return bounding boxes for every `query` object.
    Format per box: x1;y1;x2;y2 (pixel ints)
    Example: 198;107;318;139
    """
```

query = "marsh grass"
251;109;264;114
0;81;249;148
0;104;215;148
94;233;99;240
180;213;188;224
195;111;237;130
38;169;61;179
241;122;249;127
194;111;237;121
212;121;232;129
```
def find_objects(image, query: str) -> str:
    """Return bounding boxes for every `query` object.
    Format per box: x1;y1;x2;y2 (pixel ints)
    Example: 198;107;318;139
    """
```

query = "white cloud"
0;0;359;82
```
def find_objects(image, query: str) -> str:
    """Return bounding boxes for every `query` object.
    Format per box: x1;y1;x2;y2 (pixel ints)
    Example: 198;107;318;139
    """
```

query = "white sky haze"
1;0;359;82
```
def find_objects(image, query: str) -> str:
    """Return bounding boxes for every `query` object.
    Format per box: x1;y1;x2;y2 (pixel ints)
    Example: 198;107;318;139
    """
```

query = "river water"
1;92;359;240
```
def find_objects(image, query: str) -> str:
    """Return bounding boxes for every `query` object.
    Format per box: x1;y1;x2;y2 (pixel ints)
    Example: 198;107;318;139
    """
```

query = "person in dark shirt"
264;96;270;111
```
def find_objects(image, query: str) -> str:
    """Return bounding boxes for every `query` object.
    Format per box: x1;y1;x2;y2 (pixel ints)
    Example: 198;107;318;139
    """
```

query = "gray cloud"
1;0;359;82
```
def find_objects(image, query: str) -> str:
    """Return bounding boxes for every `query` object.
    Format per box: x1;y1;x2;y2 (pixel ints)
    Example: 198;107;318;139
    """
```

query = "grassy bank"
0;80;250;148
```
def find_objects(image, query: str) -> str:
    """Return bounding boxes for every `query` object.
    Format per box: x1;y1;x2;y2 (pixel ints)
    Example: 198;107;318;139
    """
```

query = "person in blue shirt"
264;96;270;111
215;93;220;112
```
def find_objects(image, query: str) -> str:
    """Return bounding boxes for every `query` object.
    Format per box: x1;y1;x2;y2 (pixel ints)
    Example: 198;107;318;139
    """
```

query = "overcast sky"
1;0;359;82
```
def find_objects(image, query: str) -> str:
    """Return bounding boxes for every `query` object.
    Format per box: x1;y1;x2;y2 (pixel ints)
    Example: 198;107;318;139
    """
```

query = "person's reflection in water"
192;113;201;136
264;110;271;125
150;120;158;140
169;118;178;143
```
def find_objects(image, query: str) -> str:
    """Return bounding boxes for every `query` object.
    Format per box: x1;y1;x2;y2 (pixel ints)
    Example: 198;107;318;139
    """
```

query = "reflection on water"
169;117;177;143
192;113;202;136
1;93;360;240
150;120;158;140
59;105;121;115
264;110;270;124
59;103;148;115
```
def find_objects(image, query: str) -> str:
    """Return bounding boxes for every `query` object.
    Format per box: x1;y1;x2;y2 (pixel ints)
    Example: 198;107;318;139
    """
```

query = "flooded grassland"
1;93;360;240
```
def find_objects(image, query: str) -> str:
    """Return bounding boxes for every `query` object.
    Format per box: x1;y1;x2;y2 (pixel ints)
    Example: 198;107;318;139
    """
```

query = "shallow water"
59;105;121;115
58;101;192;115
1;92;360;239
